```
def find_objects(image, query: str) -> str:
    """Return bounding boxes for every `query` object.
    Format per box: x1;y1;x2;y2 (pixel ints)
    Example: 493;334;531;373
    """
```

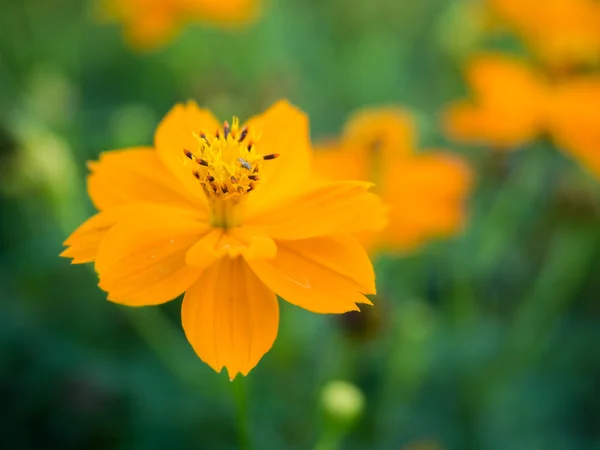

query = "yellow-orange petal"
379;153;472;250
95;207;209;306
123;10;179;50
87;147;206;218
313;144;370;182
247;236;374;314
154;101;221;203
244;100;313;214
181;257;279;380
343;107;416;159
61;203;165;264
245;180;388;240
186;0;261;25
547;77;600;178
185;227;276;268
443;54;549;148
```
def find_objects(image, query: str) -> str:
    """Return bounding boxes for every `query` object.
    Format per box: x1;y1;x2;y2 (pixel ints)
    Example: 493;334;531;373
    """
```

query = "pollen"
183;118;279;201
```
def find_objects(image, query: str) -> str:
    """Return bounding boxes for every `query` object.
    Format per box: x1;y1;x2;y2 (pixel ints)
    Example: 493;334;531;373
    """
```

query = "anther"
222;185;229;194
183;148;194;159
223;121;230;140
248;174;259;181
207;175;215;182
196;158;209;166
231;175;237;184
215;129;220;139
263;153;280;160
247;141;253;151
238;158;252;170
193;171;200;179
239;127;248;142
200;132;209;143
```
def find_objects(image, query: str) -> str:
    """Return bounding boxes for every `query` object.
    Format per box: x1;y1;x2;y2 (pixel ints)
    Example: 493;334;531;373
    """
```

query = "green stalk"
232;377;253;450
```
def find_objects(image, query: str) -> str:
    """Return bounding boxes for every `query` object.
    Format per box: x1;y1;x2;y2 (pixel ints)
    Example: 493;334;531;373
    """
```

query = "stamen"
184;115;281;228
239;127;248;142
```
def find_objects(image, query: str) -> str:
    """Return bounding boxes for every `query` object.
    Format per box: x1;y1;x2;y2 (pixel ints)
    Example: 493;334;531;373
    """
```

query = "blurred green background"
1;0;600;449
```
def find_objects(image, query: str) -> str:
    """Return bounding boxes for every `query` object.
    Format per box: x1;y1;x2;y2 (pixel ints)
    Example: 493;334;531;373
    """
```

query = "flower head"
444;53;600;178
315;108;472;252
443;54;549;149
100;0;260;50
489;0;600;69
61;100;386;379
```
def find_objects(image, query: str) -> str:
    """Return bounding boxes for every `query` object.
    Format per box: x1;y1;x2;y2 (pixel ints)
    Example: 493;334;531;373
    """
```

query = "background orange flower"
444;53;600;178
443;54;549;149
315;108;472;252
100;0;260;49
489;0;600;69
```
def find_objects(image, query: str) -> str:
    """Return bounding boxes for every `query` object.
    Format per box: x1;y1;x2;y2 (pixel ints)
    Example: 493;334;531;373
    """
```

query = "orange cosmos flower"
443;54;549;149
314;108;472;252
547;77;600;178
61;100;387;379
444;53;600;178
100;0;260;49
489;0;600;69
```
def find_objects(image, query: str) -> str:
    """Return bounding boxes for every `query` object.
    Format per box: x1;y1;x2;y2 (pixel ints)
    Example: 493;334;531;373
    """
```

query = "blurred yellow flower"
489;0;600;69
443;54;549;149
100;0;260;50
61;100;386;379
444;53;600;178
315;108;472;252
547;77;600;178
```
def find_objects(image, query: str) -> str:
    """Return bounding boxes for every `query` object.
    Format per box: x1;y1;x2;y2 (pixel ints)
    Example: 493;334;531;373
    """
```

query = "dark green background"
1;0;600;449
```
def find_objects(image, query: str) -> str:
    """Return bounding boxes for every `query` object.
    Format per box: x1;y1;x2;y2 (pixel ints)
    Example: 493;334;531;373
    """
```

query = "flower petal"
61;203;167;264
247;236;374;314
95;208;209;306
88;147;206;217
548;77;600;178
244;100;313;214
443;54;548;148
185;227;276;268
245;180;388;240
313;144;369;182
343;107;416;159
154;101;220;203
380;153;472;250
181;257;279;380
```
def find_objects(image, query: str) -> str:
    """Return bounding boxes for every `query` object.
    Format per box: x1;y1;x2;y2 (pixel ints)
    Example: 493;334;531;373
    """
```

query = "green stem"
313;432;342;450
232;377;253;450
509;224;598;363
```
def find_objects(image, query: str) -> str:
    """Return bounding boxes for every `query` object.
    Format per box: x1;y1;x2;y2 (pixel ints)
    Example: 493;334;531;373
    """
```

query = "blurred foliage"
1;0;600;449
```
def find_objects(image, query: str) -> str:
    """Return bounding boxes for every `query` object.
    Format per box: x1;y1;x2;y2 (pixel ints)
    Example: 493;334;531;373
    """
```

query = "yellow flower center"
183;117;279;229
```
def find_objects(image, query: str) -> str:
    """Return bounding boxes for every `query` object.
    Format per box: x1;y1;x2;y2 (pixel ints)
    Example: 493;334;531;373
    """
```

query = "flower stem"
232;377;253;450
